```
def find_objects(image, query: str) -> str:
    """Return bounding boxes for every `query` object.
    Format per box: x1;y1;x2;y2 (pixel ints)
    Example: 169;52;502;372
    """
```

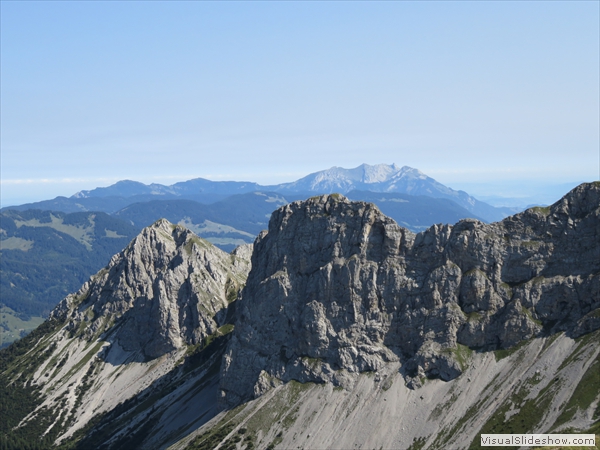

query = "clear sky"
1;1;599;206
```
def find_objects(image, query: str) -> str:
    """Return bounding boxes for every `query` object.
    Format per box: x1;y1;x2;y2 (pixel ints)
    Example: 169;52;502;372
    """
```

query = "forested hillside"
0;210;139;345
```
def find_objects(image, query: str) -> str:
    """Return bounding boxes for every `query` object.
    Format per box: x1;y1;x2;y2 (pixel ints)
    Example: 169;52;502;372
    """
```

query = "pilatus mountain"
1;181;598;450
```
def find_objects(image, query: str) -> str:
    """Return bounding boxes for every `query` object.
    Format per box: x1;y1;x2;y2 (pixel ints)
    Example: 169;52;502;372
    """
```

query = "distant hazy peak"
308;163;411;184
275;163;407;192
72;180;174;199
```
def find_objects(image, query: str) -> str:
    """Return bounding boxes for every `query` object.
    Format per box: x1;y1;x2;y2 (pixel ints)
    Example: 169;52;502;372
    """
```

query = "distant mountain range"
4;164;518;222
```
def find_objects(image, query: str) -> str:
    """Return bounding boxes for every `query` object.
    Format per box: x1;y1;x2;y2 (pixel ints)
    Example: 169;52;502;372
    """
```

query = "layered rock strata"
220;183;600;406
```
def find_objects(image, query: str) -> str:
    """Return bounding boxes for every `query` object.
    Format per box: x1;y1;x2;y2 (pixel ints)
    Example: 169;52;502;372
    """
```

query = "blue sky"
1;1;598;206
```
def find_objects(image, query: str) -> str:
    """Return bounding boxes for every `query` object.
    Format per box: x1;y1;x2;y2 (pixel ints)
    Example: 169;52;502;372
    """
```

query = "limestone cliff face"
220;183;600;406
52;219;252;359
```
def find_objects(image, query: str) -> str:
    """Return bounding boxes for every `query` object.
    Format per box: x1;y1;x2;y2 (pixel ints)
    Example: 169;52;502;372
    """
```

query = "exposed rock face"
52;219;252;359
220;183;600;406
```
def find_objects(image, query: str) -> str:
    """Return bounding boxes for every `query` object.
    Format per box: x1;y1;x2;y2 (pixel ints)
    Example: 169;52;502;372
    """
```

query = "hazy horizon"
2;2;598;207
0;163;589;209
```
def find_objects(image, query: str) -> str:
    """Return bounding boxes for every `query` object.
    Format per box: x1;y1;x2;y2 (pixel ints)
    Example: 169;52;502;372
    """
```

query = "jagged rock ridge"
52;218;251;359
220;183;600;405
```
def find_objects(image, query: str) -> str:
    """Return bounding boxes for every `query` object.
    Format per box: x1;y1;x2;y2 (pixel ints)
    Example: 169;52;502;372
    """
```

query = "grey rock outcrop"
52;218;252;359
220;183;600;406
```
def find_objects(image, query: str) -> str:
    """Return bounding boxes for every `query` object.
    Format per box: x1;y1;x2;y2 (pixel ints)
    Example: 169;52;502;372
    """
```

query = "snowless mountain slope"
173;330;599;450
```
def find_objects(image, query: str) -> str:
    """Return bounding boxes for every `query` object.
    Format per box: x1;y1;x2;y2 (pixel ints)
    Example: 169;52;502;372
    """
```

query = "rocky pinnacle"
51;219;252;359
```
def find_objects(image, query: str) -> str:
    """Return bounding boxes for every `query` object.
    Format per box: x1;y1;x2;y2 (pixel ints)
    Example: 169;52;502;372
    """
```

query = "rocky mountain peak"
52;218;252;359
220;183;600;406
551;180;600;217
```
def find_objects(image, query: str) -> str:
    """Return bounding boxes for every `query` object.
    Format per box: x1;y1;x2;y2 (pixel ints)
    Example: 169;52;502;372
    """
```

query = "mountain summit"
272;163;507;221
1;221;252;448
273;163;409;191
51;219;251;359
273;163;426;192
